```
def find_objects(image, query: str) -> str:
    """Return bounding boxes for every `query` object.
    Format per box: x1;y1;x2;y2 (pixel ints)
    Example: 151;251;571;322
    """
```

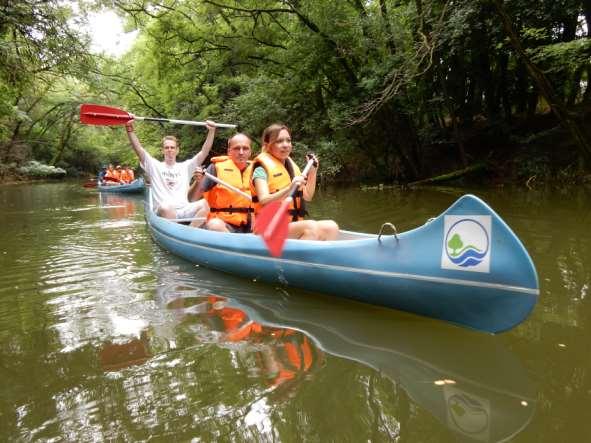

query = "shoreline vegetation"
3;108;590;189
1;2;590;189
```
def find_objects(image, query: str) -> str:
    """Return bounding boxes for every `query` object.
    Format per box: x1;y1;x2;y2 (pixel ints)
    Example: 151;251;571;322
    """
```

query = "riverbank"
3;110;590;188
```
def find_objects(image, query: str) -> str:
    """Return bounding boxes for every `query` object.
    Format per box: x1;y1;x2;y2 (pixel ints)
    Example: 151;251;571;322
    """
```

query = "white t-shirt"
141;150;200;210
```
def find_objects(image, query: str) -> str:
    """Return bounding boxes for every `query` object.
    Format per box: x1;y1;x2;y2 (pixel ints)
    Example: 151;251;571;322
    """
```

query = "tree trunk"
584;0;591;38
493;0;591;166
380;0;396;54
440;65;468;167
51;113;73;166
498;52;512;122
515;61;529;114
567;66;584;106
584;66;591;103
408;162;487;187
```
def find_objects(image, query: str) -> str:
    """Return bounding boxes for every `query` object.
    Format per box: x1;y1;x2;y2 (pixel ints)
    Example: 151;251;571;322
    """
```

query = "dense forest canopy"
1;0;590;184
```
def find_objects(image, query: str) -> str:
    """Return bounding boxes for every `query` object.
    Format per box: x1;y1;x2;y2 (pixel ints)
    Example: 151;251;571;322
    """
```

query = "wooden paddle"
79;104;237;128
254;159;315;257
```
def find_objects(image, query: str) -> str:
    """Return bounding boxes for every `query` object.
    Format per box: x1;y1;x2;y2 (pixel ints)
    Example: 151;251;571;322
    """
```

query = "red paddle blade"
80;104;132;126
254;200;291;257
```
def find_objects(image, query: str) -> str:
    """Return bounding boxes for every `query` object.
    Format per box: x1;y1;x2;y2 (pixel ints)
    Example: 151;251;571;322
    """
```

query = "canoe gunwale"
148;218;539;297
98;178;145;194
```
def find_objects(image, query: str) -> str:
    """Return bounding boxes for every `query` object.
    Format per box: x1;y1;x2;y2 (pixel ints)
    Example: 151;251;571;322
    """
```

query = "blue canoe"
98;177;145;194
145;194;539;333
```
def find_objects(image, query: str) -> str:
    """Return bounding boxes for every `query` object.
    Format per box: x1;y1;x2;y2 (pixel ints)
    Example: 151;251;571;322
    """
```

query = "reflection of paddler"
164;293;324;394
99;329;151;371
257;329;318;388
101;194;136;218
207;295;263;341
205;296;322;390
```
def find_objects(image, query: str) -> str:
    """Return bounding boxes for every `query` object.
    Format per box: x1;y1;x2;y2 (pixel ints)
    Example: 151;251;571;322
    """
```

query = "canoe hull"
98;178;145;194
146;194;539;333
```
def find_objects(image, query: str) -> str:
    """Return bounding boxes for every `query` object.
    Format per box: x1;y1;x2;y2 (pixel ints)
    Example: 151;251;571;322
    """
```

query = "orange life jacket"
104;169;118;180
206;156;254;228
265;330;316;387
250;152;306;222
119;169;132;183
206;295;263;342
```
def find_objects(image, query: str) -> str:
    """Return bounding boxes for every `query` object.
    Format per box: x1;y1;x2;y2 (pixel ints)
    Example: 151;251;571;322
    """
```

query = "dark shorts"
226;222;252;233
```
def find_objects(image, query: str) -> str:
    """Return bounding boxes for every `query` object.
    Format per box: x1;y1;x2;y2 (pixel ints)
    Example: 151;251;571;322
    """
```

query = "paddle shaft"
81;105;236;128
263;159;315;240
203;171;252;201
134;116;236;129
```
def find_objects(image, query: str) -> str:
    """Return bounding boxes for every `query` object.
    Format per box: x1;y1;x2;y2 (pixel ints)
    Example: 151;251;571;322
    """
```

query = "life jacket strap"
210;207;254;214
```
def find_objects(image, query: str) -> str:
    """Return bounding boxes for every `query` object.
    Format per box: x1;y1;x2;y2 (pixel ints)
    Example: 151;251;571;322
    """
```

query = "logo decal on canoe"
441;216;491;273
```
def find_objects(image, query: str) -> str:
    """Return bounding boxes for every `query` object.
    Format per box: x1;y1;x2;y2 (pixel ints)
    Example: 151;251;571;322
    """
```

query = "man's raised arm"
125;121;146;164
194;120;217;166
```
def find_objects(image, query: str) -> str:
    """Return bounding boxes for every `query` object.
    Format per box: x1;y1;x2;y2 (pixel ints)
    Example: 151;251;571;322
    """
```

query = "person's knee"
206;218;228;232
319;220;339;240
191;200;210;226
157;204;176;219
302;220;320;240
195;199;210;215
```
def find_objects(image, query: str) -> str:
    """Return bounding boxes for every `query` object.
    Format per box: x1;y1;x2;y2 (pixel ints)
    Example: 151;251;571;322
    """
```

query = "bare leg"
157;204;177;219
205;217;230;232
317;220;340;240
194;199;209;219
288;220;319;240
190;200;210;227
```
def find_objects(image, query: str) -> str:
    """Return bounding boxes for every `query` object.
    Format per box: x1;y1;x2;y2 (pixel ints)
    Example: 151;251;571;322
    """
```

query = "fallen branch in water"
408;163;488;187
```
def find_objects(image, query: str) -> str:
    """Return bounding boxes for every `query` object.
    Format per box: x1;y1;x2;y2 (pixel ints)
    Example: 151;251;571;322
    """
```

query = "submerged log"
408;163;487;187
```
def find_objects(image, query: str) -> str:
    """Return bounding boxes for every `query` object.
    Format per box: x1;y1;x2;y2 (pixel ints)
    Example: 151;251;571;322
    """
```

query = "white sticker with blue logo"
441;215;491;273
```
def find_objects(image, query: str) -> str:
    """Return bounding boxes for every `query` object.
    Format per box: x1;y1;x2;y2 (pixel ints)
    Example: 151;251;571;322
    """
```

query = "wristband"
126;127;134;133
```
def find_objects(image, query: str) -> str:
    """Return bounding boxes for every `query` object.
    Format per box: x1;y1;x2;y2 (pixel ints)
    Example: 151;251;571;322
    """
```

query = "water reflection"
166;293;323;396
146;267;536;442
98;192;139;220
1;183;559;442
100;330;152;371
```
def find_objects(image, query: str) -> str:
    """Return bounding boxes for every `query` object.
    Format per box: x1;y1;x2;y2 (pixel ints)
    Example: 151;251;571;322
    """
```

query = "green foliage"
521;27;550;43
530;39;591;73
515;155;552;180
1;0;589;181
18;160;66;177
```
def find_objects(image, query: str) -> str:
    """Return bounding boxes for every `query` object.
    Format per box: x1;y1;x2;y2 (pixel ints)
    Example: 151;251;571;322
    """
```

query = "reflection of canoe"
223;290;537;442
98;177;145;194
154;277;536;442
146;194;539;333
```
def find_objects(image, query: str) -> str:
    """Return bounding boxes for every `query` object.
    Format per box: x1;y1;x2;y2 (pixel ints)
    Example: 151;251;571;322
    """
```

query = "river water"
0;181;589;442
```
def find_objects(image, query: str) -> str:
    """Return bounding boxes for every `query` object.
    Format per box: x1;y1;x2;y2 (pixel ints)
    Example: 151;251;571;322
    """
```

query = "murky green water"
0;181;589;441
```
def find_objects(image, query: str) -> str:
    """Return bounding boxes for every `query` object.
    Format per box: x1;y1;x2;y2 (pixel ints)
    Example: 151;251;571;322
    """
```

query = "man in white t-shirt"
125;119;217;221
